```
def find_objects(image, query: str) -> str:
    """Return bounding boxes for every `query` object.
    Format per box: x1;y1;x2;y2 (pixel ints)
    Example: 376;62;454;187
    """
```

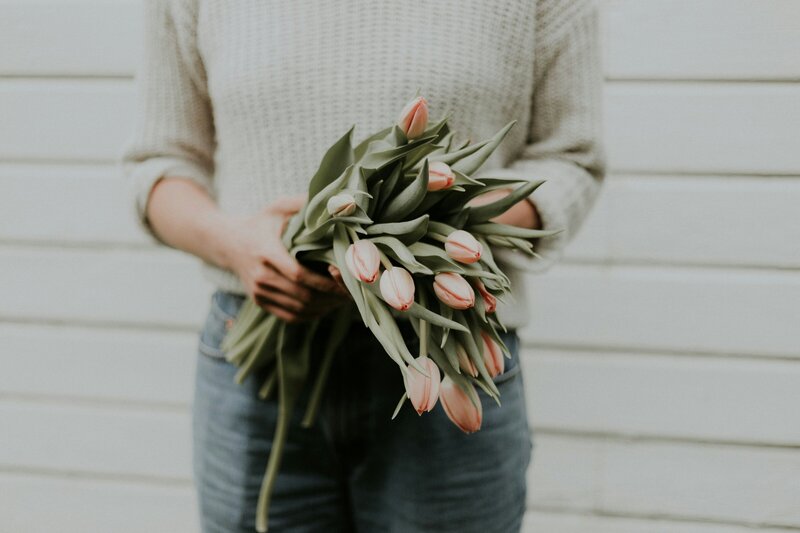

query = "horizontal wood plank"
4;80;800;175
0;80;135;162
0;0;140;77
0;472;197;533
0;164;147;245
0;323;196;405
528;435;800;527
523;350;800;445
567;175;800;268
523;509;800;533
0;246;212;329
605;82;800;175
600;439;800;527
603;0;800;80
521;264;800;358
0;401;191;480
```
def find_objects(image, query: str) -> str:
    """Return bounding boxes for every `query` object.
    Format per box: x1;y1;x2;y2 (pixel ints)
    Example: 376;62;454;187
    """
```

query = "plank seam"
527;505;800;531
0;464;192;488
533;427;800;451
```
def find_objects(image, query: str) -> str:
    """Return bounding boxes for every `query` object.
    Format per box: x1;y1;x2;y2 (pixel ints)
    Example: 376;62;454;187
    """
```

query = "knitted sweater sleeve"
120;0;215;245
493;0;606;272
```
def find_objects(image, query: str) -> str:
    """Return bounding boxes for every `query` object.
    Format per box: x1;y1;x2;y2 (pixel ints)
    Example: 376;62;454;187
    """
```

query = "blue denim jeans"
193;290;534;533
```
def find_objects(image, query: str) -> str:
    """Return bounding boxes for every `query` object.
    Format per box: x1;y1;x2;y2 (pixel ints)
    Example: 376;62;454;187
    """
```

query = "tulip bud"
481;331;504;378
444;230;482;264
345;240;380;284
379;267;415;311
433;272;475;310
456;344;478;377
397;96;429;139
427;161;455;191
326;193;356;217
404;356;441;415
439;377;482;433
475;280;497;313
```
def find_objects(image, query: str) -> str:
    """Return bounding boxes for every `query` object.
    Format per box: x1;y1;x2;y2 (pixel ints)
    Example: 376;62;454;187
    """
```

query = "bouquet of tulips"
221;96;553;532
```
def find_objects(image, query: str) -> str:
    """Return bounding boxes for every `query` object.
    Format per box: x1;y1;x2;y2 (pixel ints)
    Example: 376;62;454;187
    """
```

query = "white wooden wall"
1;1;799;531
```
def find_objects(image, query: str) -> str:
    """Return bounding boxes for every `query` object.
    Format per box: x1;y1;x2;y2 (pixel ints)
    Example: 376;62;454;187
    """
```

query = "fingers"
254;287;306;314
258;268;314;304
252;288;345;323
268;247;345;294
253;266;348;323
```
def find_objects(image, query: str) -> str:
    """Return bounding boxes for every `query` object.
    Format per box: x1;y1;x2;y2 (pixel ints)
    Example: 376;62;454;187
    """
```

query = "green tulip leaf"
332;225;372;324
366;214;429;244
466;179;545;224
468;222;560;239
374;163;404;213
369;235;432;274
304;165;354;227
451;121;516;175
360;135;437;171
354;125;394;161
453;170;483;187
307;126;355;200
380;160;429;222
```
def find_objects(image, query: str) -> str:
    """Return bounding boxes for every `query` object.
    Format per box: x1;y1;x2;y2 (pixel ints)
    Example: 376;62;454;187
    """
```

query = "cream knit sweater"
122;0;605;330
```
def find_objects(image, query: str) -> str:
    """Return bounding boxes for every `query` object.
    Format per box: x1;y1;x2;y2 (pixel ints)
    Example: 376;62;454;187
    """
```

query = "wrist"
208;212;244;272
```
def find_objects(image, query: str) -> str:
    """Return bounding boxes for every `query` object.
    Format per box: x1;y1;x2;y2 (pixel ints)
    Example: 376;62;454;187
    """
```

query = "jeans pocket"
198;290;246;358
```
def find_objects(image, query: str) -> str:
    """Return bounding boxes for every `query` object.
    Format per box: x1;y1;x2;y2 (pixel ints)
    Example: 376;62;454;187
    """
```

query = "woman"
122;1;604;531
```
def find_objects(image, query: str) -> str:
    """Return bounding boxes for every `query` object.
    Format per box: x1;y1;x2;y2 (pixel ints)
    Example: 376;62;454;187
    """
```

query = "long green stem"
301;309;352;427
429;232;449;244
418;291;428;357
377;249;394;270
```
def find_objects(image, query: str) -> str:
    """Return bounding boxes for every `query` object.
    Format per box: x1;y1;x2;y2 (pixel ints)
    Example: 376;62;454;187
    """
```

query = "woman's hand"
224;195;350;323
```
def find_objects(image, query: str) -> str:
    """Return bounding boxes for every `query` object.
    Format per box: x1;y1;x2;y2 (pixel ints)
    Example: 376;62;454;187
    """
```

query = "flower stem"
378;249;394;270
429;232;449;244
346;226;360;242
418;291;428;357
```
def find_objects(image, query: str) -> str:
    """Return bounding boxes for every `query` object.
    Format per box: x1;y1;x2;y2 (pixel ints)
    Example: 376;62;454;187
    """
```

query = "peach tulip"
326;193;356;217
456;344;478;377
481;331;504;378
427;161;456;191
444;230;482;264
345;240;380;283
397;96;429;139
475;280;497;313
379;267;415;311
405;356;441;414
440;377;482;433
433;272;475;310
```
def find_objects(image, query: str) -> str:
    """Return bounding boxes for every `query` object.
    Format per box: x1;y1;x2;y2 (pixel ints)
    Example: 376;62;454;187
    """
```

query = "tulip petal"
440;377;482;433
